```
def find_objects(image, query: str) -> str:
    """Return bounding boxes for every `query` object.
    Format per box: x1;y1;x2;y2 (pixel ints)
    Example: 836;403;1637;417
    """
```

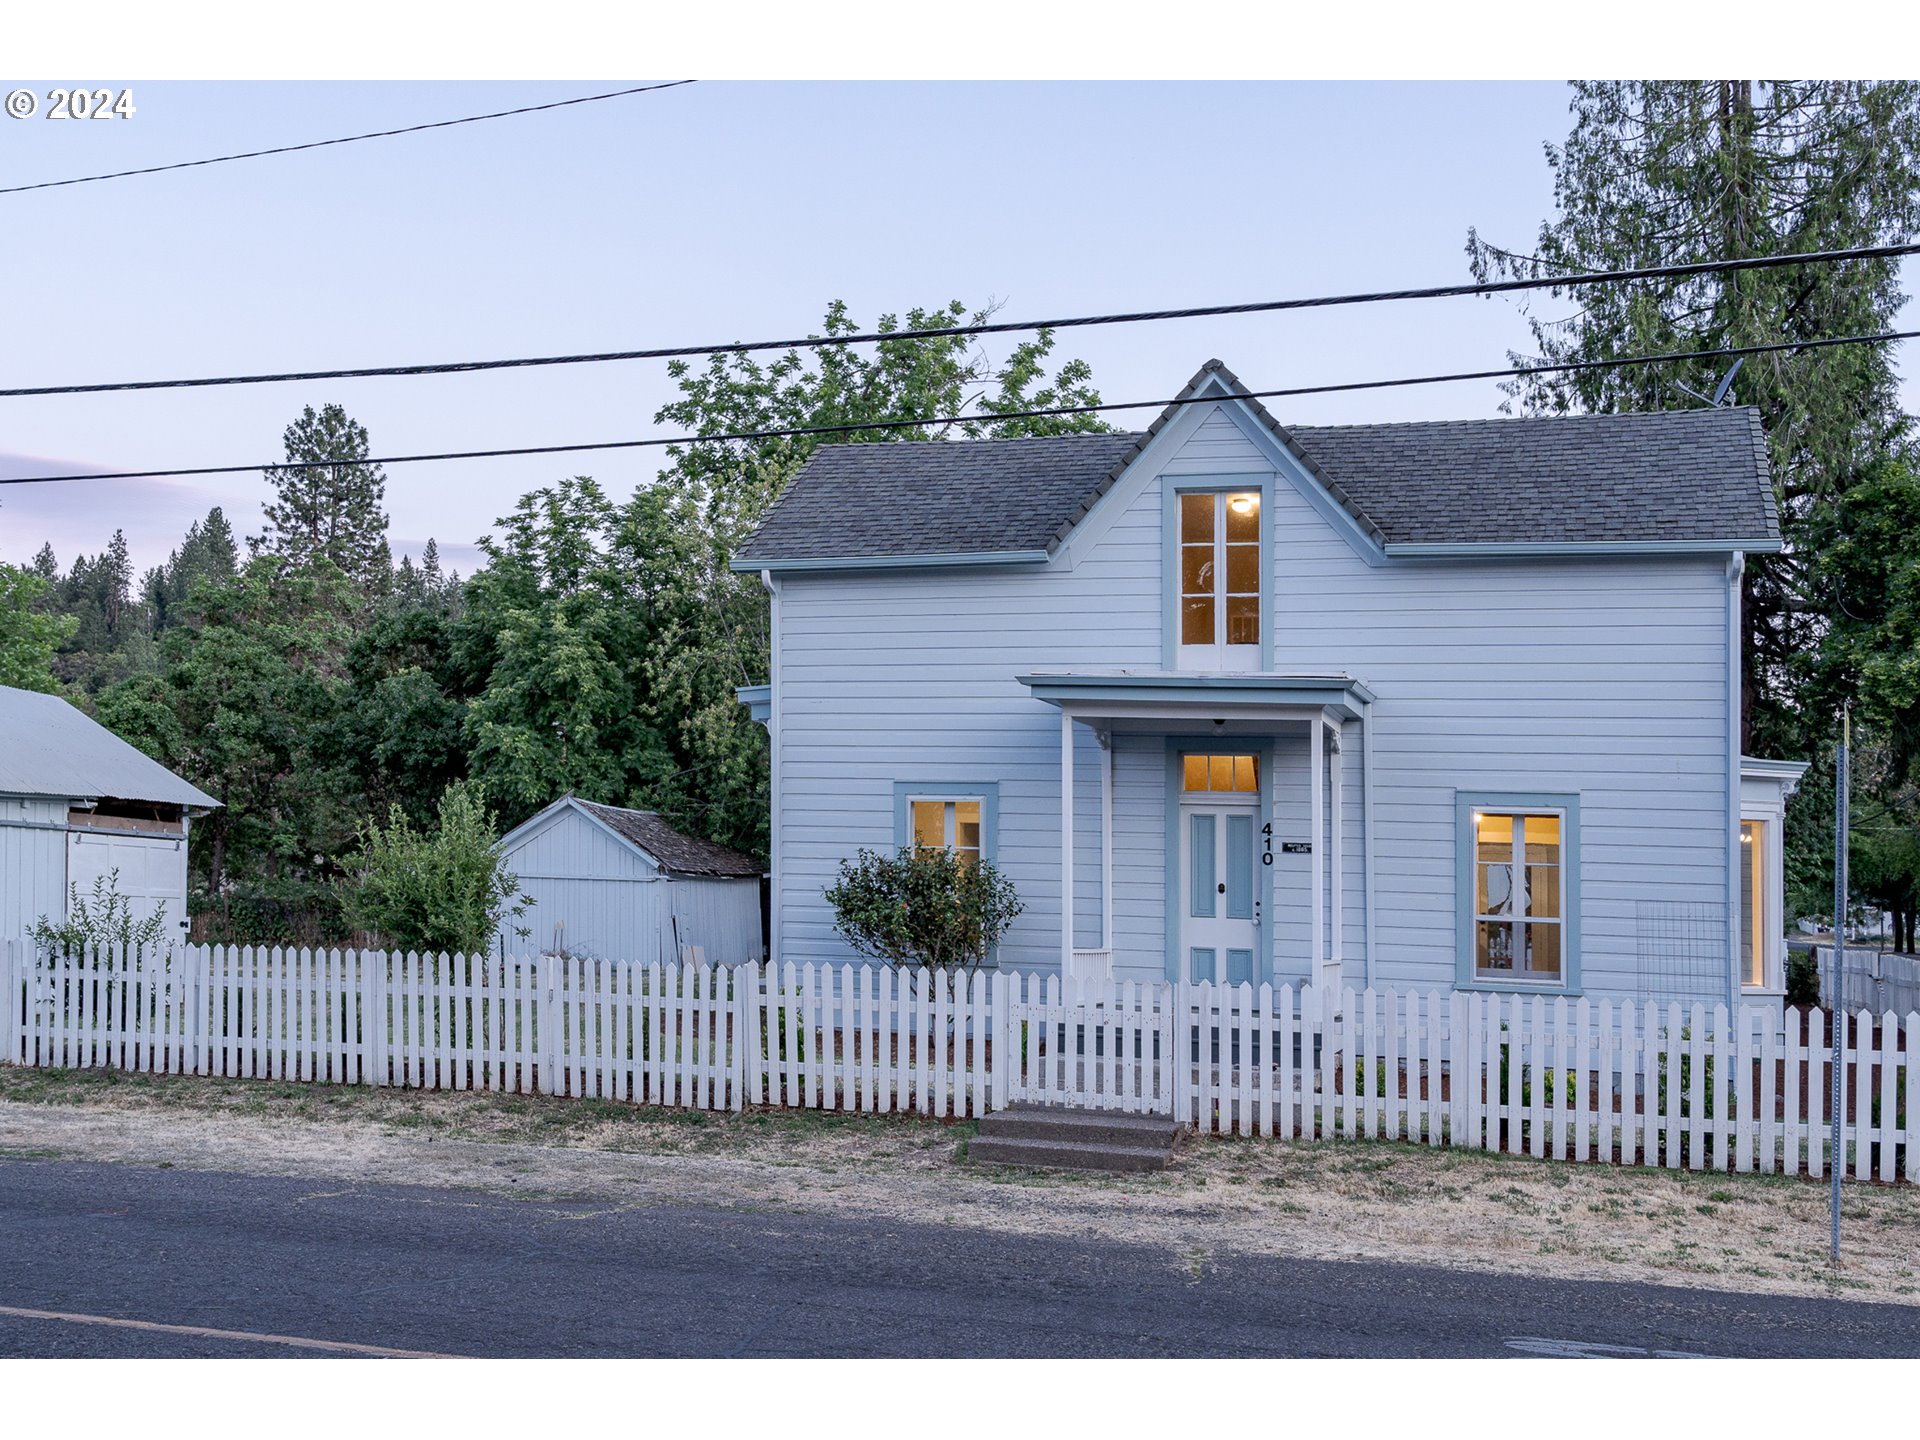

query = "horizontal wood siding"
771;401;1732;1001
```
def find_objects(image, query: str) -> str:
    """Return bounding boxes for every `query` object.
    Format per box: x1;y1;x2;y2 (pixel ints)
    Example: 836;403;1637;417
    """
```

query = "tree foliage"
0;564;75;691
825;846;1024;969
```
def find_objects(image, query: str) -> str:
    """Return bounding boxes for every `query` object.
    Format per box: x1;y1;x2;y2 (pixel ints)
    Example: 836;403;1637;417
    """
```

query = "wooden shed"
0;684;219;943
497;796;765;964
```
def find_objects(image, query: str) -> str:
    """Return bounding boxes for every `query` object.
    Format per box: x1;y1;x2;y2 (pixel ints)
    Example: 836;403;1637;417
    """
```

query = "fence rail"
3;942;1914;1181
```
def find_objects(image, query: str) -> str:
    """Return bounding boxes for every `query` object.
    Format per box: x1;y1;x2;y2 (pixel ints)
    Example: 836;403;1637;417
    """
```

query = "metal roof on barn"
0;684;218;809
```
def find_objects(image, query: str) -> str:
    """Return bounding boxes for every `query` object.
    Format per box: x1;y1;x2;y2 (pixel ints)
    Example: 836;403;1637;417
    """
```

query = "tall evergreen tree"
1466;82;1920;753
254;403;394;586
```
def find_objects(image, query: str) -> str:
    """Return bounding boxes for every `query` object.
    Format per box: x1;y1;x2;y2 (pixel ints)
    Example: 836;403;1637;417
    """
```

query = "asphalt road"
1;1156;1914;1358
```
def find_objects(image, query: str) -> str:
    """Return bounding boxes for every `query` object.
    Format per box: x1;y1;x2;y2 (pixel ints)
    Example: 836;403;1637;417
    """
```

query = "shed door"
66;830;189;944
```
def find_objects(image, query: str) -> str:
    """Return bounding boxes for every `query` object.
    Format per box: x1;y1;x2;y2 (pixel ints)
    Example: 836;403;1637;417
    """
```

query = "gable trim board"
730;548;1052;575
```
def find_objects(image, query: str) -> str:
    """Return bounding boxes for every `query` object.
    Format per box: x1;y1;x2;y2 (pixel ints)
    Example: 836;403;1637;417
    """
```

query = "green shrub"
337;781;530;954
31;869;169;959
1786;950;1819;1007
825;845;1022;969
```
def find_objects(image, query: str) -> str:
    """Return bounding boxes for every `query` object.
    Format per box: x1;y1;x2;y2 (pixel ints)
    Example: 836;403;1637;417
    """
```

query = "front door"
1178;763;1261;985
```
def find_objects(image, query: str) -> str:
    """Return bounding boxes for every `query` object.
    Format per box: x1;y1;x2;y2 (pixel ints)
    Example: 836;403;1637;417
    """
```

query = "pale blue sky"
2;81;1913;574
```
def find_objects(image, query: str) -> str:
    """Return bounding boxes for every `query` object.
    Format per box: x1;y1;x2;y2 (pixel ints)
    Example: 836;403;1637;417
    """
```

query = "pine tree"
254;404;394;586
102;529;132;637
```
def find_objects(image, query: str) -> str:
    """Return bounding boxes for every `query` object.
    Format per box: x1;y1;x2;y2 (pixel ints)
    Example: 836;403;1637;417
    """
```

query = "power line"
4;242;1917;400
0;81;698;197
5;326;1913;488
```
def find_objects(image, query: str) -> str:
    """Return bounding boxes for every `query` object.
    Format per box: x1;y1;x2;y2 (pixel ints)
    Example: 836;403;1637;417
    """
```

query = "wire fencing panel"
1;940;1912;1181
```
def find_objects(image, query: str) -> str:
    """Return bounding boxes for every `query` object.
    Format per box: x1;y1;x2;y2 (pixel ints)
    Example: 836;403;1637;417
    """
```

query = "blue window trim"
1160;475;1276;672
1163;737;1276;983
1454;790;1582;996
892;781;1000;863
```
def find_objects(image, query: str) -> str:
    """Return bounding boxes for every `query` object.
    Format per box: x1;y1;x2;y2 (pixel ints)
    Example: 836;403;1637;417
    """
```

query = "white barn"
498;796;764;964
0;685;219;943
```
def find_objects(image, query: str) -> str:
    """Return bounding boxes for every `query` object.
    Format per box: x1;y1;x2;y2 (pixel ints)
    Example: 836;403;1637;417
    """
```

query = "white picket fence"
2;942;1914;1181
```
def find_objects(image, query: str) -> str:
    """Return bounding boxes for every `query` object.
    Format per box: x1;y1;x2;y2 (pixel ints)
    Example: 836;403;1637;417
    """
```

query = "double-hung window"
1469;807;1568;984
1176;489;1262;669
910;797;983;866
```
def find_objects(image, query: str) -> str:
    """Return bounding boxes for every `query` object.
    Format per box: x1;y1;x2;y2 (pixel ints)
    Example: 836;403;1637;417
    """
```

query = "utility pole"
1830;704;1849;1266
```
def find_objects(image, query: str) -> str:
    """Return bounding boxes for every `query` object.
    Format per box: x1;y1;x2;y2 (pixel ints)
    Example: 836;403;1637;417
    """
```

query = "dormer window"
1176;488;1262;669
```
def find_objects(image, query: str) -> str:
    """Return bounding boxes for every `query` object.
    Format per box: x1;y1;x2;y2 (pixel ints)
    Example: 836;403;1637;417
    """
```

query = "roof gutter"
1383;538;1784;558
729;548;1051;575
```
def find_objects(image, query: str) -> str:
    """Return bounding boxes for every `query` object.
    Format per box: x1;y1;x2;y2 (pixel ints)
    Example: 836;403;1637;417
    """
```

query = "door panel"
1179;801;1260;985
1224;814;1253;919
1188;813;1215;918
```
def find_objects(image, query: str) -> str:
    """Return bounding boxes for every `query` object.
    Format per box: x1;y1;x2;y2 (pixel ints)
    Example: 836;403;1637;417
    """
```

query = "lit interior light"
1229;495;1258;516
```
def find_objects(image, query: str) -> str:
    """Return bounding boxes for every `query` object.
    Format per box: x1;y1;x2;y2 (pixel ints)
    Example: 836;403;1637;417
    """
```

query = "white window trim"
1472;806;1568;988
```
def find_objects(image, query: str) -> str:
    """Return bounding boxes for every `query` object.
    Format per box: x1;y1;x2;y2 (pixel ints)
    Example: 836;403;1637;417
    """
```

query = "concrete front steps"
966;1104;1183;1173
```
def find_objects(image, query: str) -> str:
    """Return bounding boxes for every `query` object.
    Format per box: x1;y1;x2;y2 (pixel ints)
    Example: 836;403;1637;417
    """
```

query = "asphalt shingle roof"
734;360;1778;563
574;800;763;879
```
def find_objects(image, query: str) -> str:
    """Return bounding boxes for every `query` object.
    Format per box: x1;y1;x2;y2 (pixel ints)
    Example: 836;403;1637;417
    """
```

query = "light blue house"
734;360;1804;1011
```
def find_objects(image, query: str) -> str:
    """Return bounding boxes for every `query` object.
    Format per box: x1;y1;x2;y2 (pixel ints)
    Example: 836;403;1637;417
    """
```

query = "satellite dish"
1675;356;1745;408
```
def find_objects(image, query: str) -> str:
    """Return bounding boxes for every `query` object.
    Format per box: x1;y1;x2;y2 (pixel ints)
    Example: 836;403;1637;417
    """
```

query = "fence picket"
1710;1003;1731;1173
1854;1008;1872;1182
1906;1010;1920;1184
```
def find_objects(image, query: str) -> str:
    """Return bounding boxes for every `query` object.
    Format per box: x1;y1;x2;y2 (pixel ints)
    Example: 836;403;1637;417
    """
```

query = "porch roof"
1016;670;1374;722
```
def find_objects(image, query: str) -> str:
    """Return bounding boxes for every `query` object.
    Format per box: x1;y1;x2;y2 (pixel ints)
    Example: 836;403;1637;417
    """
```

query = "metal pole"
1830;704;1849;1265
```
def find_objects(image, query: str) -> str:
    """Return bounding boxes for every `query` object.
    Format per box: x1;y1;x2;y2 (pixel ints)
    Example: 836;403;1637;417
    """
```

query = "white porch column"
1061;706;1074;977
1330;716;1344;990
1361;699;1376;990
1309;714;1325;995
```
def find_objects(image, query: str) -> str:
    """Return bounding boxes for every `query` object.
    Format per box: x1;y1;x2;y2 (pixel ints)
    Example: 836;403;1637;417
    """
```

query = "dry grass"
2;1064;1916;1306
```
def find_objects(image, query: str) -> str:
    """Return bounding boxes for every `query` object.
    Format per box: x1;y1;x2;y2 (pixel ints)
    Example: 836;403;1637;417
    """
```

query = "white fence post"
731;963;748;1113
1;938;17;1066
